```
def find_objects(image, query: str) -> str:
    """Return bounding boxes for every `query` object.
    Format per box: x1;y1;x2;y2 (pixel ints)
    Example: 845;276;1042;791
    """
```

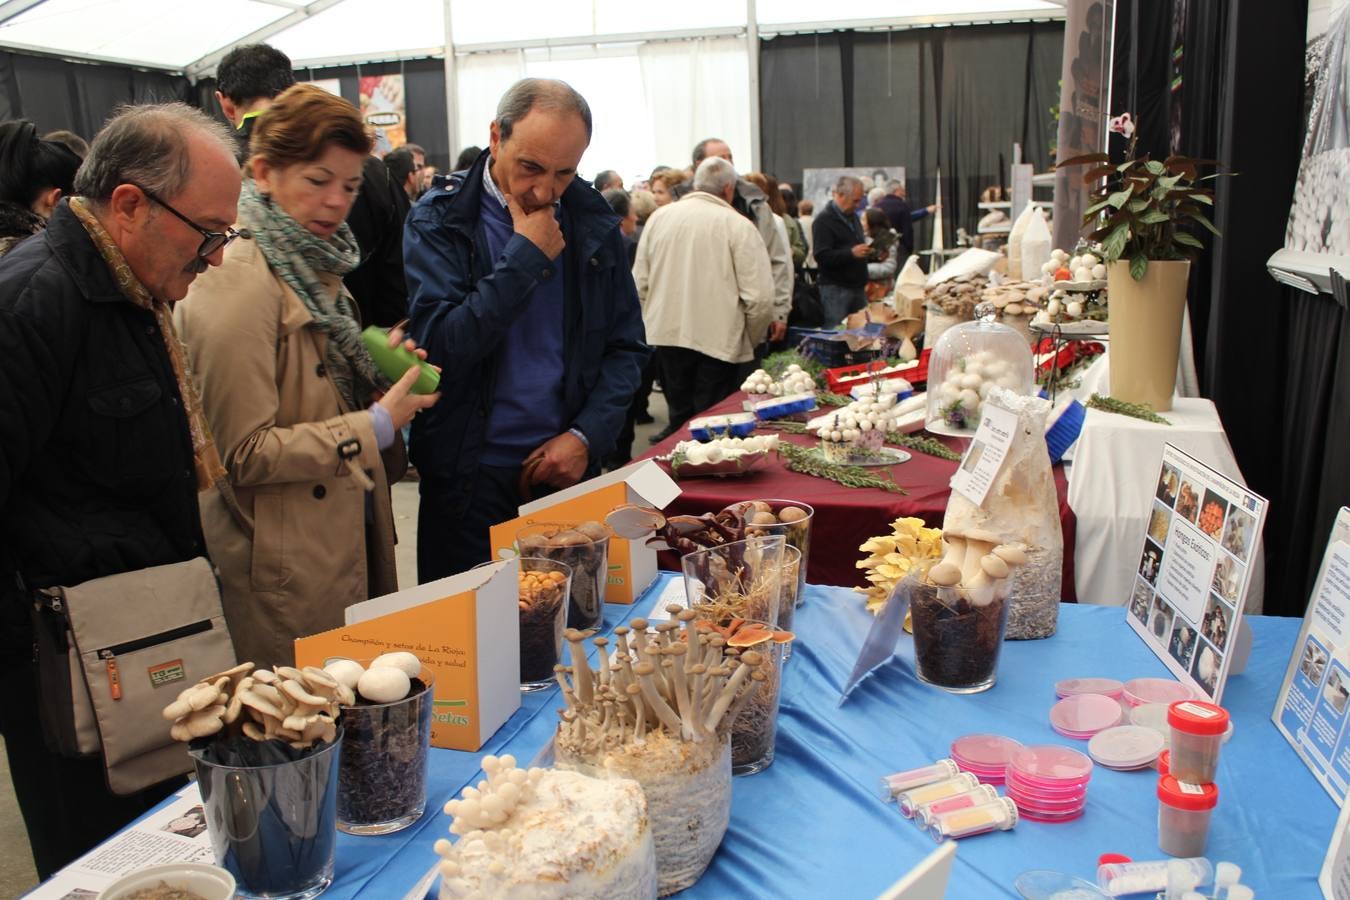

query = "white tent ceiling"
0;0;1064;74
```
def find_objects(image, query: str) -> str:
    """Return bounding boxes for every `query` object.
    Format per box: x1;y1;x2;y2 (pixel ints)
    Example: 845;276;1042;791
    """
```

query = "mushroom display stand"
556;733;731;897
337;675;434;834
190;731;342;900
910;584;1010;692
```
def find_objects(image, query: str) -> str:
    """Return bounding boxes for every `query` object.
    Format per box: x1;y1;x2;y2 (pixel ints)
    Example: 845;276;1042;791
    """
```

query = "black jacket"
812;200;868;288
344;155;410;329
875;193;929;259
0;203;206;658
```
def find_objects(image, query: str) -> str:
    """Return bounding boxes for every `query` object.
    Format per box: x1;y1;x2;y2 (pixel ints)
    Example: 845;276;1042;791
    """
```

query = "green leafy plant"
1057;123;1227;281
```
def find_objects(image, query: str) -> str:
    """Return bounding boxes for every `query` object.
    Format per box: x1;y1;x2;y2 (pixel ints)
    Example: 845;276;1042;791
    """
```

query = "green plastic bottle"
361;326;441;395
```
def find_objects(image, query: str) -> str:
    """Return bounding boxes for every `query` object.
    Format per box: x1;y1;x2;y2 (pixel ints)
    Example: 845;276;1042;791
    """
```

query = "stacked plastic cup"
951;734;1023;785
1004;744;1093;822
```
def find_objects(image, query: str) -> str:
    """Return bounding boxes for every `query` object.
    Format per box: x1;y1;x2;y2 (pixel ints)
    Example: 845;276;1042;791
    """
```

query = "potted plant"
1057;113;1225;411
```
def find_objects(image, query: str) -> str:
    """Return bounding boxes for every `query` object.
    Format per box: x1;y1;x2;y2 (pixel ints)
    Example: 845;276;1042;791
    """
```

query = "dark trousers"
610;355;660;466
0;655;182;879
416;464;523;584
657;346;742;430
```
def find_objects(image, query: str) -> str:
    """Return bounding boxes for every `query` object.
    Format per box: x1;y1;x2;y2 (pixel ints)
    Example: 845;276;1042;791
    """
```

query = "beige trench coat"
174;237;400;669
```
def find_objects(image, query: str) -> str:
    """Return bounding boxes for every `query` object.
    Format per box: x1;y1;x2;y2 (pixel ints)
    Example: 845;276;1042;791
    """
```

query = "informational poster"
802;166;905;220
1125;444;1268;702
359;73;406;157
950;405;1019;507
1275;507;1350;806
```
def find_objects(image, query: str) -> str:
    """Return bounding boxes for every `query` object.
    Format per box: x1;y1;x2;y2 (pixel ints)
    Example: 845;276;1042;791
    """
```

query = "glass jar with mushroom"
908;533;1029;693
726;499;814;611
924;314;1036;436
165;663;345;899
322;652;435;835
517;521;613;630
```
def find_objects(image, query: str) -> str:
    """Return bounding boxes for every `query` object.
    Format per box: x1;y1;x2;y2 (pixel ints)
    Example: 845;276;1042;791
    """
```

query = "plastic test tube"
896;772;979;818
1097;858;1212;896
881;759;959;800
928;797;1018;841
1210;862;1241;898
916;784;999;827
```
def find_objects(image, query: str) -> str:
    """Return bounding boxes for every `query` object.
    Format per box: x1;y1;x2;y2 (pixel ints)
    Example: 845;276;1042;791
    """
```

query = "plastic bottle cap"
1157;775;1219;810
1097;853;1131;866
1167;700;1231;735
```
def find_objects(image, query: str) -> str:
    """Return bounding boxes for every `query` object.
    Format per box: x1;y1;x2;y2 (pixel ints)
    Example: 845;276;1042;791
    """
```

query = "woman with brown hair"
649;166;688;207
175;84;439;667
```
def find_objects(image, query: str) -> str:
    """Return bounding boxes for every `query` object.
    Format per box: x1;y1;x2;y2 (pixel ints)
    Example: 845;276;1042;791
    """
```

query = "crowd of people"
0;38;935;878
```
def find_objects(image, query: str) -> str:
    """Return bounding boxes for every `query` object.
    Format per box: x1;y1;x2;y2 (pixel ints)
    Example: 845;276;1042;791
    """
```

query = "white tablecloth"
1067;397;1266;612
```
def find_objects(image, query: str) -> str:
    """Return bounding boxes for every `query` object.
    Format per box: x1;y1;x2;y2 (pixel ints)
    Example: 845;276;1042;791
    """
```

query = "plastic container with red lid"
1168;700;1230;783
1156;749;1171;775
1157;775;1219;857
1050;693;1124;739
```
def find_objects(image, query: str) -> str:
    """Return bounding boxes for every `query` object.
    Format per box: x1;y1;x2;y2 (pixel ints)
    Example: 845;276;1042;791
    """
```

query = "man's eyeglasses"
136;186;242;260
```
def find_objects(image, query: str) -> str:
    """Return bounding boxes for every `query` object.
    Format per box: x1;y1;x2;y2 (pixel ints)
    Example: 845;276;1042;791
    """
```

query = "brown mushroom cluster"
553;608;772;755
607;501;794;556
927;273;989;318
162;662;348;749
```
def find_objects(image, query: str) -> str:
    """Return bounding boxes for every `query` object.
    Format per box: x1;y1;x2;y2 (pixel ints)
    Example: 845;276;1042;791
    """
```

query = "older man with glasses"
0;101;241;877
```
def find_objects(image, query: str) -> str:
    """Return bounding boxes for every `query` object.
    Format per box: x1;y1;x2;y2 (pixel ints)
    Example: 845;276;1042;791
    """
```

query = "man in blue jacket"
404;78;648;582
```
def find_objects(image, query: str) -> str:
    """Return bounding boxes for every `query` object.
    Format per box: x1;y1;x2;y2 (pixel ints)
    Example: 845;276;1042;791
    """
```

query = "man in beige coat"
634;157;774;430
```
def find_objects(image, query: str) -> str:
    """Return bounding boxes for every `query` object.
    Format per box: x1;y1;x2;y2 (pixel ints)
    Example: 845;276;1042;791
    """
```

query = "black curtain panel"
0;50;191;141
759;33;847;187
760;23;1063;247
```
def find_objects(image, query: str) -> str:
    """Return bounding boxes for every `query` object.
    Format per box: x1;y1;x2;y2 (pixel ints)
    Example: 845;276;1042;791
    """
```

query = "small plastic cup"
1157;775;1219;857
880;758;959;799
1167;700;1230;784
896;772;979;818
928;797;1018;840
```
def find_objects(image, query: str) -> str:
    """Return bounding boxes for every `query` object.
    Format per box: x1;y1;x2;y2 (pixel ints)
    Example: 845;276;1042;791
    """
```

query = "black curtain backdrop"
0;51;189;140
1115;0;1344;616
761;22;1064;247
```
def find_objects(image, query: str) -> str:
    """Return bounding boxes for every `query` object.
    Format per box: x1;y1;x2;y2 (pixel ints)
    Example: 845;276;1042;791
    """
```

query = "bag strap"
215;478;255;541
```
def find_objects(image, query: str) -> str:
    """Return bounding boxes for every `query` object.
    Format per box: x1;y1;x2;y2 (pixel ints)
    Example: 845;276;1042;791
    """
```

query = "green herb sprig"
886;432;962;461
780;443;907;493
816;391;850;408
1086;393;1172;425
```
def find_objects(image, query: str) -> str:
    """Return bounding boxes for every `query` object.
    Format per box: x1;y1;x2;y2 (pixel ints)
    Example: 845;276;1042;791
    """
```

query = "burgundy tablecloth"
640;392;1078;600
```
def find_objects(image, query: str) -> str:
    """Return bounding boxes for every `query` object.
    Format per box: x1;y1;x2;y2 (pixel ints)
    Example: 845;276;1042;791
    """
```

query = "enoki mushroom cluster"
554;611;770;754
162;662;347;749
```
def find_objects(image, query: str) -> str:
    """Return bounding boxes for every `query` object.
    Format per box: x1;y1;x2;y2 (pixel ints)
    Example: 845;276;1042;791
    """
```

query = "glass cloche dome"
925;305;1036;436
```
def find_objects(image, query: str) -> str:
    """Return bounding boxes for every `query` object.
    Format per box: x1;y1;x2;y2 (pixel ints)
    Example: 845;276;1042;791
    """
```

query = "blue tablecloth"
121;578;1333;897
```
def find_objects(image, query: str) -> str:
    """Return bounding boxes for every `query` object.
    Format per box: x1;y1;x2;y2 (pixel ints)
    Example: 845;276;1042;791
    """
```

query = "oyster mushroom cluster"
924;529;1029;606
554;610;779;753
162;662;346;749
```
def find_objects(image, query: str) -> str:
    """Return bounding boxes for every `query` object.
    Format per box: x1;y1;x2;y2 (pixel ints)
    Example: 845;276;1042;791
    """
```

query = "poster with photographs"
359;74;407;158
1125;444;1268;703
801;167;905;221
1274;507;1350;806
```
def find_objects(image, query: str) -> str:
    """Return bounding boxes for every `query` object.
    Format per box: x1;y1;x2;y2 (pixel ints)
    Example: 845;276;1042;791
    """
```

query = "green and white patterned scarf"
237;178;391;408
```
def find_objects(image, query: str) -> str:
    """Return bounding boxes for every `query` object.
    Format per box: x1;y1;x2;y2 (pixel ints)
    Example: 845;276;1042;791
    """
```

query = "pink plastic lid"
1016;805;1085;823
1088;725;1165;770
1051;692;1124;739
1055;677;1125;699
1123;677;1194;707
951;734;1023;770
1005;784;1087;809
1009;745;1094;785
1006;772;1089;799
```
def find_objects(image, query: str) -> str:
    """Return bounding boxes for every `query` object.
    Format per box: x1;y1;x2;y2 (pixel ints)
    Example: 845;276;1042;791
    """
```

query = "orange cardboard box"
293;560;520;751
488;460;680;605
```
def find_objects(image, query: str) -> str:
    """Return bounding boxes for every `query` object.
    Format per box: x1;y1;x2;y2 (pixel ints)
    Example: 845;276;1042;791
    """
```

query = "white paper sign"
950;404;1019;506
1275;507;1350;807
1125;444;1268;703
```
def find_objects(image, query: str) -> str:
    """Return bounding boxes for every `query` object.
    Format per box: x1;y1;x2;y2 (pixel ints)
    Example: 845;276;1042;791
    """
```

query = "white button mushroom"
371;651;422;678
323;658;366;691
358;666;412;703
